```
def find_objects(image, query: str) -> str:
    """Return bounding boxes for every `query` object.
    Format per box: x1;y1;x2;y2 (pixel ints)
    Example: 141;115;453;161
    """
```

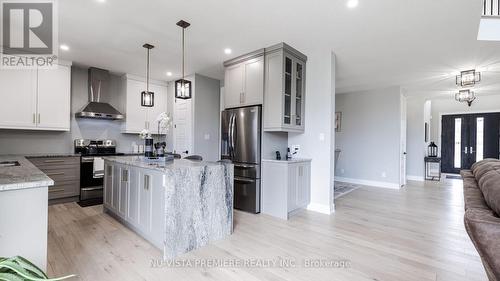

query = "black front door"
441;113;500;173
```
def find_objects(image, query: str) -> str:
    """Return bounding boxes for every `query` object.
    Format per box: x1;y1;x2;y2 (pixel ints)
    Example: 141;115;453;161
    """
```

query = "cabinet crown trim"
265;42;307;62
223;48;265;67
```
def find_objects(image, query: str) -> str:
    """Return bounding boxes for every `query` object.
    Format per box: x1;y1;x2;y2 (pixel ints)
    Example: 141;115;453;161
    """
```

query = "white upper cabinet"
223;49;264;109
0;69;37;129
120;74;168;134
0;62;72;131
263;43;307;133
37;65;71;130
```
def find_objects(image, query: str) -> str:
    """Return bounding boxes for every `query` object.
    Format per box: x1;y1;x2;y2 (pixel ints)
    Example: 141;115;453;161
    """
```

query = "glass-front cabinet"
264;43;307;133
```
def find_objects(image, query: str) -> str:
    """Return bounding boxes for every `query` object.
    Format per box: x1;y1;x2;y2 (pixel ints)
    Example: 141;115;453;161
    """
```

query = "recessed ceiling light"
96;0;106;3
166;72;173;77
60;44;69;51
347;0;359;8
224;48;232;55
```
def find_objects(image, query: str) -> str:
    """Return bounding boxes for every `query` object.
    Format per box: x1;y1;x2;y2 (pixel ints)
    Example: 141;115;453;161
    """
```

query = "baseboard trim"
407;175;425;182
335;176;400;189
307;203;333;215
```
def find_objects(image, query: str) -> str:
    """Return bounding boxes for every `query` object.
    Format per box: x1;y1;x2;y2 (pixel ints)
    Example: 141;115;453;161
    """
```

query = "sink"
0;161;20;167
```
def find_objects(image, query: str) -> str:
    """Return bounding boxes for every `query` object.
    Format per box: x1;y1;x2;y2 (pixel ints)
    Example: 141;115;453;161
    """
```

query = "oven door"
234;176;260;214
80;157;104;201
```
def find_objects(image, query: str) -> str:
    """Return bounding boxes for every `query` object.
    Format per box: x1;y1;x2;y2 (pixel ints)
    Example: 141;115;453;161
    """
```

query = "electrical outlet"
204;134;210;140
340;169;345;174
319;133;325;141
381;172;387;178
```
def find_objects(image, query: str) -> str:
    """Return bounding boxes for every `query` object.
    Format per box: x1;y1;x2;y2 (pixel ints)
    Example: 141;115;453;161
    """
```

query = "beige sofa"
461;159;500;281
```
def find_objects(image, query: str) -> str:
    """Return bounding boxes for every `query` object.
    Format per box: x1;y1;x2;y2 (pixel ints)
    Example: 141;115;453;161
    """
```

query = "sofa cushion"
462;175;490;211
464;208;500;281
471;159;500;217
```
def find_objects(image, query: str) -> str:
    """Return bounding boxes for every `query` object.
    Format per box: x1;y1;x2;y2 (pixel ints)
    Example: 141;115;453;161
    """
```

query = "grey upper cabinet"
223;49;265;109
264;43;307;133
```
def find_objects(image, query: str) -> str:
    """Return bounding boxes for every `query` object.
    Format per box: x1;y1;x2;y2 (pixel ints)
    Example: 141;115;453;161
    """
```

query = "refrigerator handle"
228;114;235;159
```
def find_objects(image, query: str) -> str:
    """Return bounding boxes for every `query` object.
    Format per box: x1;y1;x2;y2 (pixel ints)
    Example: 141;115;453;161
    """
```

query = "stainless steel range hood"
75;67;125;120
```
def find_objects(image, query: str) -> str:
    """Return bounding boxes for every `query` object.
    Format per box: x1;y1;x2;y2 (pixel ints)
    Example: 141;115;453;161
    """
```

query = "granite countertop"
0;156;54;192
262;158;312;164
103;156;230;173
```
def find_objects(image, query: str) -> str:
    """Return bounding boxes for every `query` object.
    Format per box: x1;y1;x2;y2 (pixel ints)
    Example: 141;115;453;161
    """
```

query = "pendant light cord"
146;48;150;93
182;26;185;88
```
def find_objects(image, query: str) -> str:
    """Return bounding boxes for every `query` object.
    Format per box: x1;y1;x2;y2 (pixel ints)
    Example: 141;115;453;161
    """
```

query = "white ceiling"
58;0;500;95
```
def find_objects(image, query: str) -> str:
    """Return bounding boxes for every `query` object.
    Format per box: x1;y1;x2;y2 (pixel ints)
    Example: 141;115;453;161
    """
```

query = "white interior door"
400;95;408;187
173;98;193;157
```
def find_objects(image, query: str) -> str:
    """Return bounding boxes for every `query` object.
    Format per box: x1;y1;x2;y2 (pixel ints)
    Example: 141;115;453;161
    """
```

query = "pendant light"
456;69;481;87
455;89;476;107
175;20;192;100
141;43;155;107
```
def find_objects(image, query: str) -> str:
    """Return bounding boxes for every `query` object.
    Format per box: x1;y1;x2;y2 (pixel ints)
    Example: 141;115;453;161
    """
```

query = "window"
454;118;462;169
476;117;484;162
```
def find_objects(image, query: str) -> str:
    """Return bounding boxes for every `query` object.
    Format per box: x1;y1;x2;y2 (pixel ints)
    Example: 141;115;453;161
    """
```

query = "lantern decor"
141;43;155;107
428;142;438;157
175;20;192;100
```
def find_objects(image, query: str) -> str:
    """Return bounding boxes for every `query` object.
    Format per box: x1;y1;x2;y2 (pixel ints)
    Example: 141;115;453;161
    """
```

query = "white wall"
288;49;336;214
334;86;402;188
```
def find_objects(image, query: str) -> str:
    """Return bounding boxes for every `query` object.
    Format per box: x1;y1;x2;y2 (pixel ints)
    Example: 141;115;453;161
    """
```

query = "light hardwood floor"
47;179;488;281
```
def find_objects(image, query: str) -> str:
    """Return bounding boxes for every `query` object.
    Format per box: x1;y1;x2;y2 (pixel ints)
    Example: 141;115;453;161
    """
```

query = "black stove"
75;139;121;207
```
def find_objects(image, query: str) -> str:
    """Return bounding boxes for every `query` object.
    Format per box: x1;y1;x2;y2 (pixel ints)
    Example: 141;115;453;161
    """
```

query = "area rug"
334;182;361;199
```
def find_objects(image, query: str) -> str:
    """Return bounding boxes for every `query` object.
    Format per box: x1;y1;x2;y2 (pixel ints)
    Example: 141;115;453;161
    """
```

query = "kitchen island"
102;156;234;259
0;156;54;270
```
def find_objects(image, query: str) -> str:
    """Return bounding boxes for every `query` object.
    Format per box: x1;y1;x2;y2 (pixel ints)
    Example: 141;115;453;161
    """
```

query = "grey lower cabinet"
103;162;165;249
261;159;311;220
28;156;80;204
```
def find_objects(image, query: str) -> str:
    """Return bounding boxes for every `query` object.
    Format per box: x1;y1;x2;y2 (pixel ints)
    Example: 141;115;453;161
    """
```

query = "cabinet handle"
33;113;36;124
49;188;65;193
43;159;65;163
299;166;303;177
144;175;150;190
122;170;128;182
38;113;40;124
240;92;245;104
46;172;65;176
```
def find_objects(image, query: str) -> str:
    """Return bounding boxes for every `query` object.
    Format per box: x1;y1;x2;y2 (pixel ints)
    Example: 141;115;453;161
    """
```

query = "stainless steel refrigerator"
221;105;261;213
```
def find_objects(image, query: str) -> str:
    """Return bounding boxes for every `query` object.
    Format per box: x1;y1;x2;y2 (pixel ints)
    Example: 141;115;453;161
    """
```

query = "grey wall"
405;96;429;179
0;66;141;155
193;74;221;162
335;86;402;185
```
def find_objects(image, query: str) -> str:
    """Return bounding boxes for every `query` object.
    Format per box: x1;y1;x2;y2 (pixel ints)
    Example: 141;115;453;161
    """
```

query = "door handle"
464;147;468;154
470;147;475;154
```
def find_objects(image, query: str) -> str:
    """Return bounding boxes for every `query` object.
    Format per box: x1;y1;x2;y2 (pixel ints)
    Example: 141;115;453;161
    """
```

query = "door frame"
438;109;500;173
438;109;500;158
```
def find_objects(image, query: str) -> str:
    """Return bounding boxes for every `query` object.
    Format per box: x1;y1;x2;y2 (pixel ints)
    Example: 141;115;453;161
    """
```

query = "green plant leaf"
0;257;76;281
0;272;25;281
11;257;47;279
